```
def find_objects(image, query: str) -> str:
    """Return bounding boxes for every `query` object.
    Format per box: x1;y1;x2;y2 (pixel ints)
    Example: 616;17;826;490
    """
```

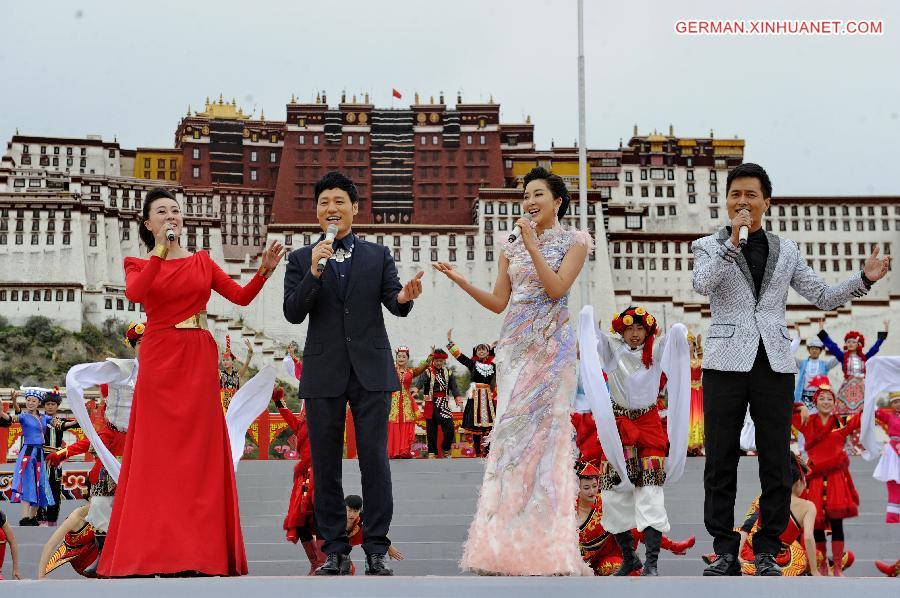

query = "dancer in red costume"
875;558;899;577
794;376;860;576
0;509;23;580
343;495;404;575
51;321;142;576
575;461;694;576
99;187;286;577
388;347;431;458
38;505;99;578
868;391;900;523
272;387;325;574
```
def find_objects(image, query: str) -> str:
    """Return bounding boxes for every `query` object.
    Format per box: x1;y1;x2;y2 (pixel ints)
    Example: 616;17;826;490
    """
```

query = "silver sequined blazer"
691;227;869;373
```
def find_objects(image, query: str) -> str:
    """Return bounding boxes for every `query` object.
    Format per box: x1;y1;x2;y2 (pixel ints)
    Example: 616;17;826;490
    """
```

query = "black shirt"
729;226;768;296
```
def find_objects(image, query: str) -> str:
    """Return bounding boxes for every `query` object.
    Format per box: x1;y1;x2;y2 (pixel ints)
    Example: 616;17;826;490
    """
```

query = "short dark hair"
140;187;178;252
315;171;358;204
344;494;363;510
726;162;772;199
523;166;570;221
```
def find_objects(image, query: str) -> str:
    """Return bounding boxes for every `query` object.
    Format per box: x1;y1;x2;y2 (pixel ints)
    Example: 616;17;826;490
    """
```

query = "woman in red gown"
98;187;286;577
387;347;431;458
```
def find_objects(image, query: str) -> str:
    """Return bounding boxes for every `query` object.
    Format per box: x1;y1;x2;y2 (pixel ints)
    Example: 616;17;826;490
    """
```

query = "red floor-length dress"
388;363;428;458
99;251;267;577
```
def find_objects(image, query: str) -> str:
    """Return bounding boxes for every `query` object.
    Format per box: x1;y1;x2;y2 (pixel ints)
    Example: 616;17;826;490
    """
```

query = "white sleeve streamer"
283;355;297;380
660;323;691;485
224;365;277;472
64;361;132;482
860;356;900;460
739;408;756;452
789;332;801;356
578;305;634;492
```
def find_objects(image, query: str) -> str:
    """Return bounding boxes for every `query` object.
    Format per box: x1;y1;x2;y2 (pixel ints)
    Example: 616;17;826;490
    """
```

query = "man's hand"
863;246;891;283
397;271;424;304
310;239;335;279
729;209;752;246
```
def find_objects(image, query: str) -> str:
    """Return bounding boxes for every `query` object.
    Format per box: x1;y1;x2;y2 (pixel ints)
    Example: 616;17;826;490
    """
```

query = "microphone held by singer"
316;223;339;273
508;213;534;243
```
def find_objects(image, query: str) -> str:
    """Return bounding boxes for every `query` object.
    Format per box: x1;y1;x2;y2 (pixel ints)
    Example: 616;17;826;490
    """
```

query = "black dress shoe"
703;553;742;576
19;517;39;526
365;553;394;576
753;553;782;576
314;553;351;576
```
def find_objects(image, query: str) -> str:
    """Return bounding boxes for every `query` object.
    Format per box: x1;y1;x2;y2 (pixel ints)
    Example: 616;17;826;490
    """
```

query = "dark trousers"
703;345;793;556
426;414;454;455
38;466;63;522
305;369;393;557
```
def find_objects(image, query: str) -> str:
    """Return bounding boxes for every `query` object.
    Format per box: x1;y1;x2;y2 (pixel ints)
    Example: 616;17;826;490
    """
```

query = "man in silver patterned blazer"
691;163;891;577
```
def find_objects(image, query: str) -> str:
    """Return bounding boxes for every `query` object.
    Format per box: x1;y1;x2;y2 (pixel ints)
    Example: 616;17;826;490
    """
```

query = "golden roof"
195;93;250;120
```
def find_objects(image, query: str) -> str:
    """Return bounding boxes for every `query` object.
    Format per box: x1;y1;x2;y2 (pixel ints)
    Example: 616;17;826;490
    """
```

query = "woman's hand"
244;338;253;355
447;329;453;342
432;262;466;285
261;240;288;271
153;225;168;247
515;217;538;252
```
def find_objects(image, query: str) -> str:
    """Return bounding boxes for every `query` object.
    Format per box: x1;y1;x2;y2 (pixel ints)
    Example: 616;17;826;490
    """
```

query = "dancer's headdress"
610;306;658;368
223;335;235;360
124;322;145;348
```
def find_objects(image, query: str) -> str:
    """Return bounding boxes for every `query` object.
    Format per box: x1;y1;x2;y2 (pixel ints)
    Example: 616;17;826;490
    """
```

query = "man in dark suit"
283;171;423;576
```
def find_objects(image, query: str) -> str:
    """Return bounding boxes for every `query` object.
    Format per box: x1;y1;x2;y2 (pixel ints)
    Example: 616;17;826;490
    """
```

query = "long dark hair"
523;166;570;221
140;187;178;252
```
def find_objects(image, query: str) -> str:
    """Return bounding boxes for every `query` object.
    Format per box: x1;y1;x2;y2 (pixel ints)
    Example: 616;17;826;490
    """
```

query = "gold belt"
174;311;208;330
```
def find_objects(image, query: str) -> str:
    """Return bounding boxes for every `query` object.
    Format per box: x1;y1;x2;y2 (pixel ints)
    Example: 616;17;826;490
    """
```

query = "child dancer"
272;387;325;575
579;305;691;576
795;376;860;576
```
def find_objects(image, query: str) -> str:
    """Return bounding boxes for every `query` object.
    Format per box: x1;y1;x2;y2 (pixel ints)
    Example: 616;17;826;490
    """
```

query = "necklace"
331;244;353;263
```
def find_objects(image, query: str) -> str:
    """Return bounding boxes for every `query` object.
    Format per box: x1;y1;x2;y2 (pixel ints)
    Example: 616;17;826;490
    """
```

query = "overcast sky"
2;0;898;196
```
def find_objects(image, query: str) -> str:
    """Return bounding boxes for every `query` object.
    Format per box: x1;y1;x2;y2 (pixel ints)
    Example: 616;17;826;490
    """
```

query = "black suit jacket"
283;237;413;398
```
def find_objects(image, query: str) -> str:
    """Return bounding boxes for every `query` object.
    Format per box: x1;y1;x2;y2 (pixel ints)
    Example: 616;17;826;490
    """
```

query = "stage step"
2;456;895;580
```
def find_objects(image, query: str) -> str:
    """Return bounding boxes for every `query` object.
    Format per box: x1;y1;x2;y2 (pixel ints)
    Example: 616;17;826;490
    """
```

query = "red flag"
392;88;402;99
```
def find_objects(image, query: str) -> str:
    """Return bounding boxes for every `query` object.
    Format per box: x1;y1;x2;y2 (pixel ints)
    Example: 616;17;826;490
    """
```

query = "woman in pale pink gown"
434;167;591;575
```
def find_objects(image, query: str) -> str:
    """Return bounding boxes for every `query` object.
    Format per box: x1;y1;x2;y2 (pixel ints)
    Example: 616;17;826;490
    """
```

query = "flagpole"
577;0;589;308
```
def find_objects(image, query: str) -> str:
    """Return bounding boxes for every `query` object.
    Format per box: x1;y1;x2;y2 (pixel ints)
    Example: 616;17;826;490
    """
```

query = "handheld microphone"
738;209;750;247
317;224;339;273
508;213;533;243
165;227;176;242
